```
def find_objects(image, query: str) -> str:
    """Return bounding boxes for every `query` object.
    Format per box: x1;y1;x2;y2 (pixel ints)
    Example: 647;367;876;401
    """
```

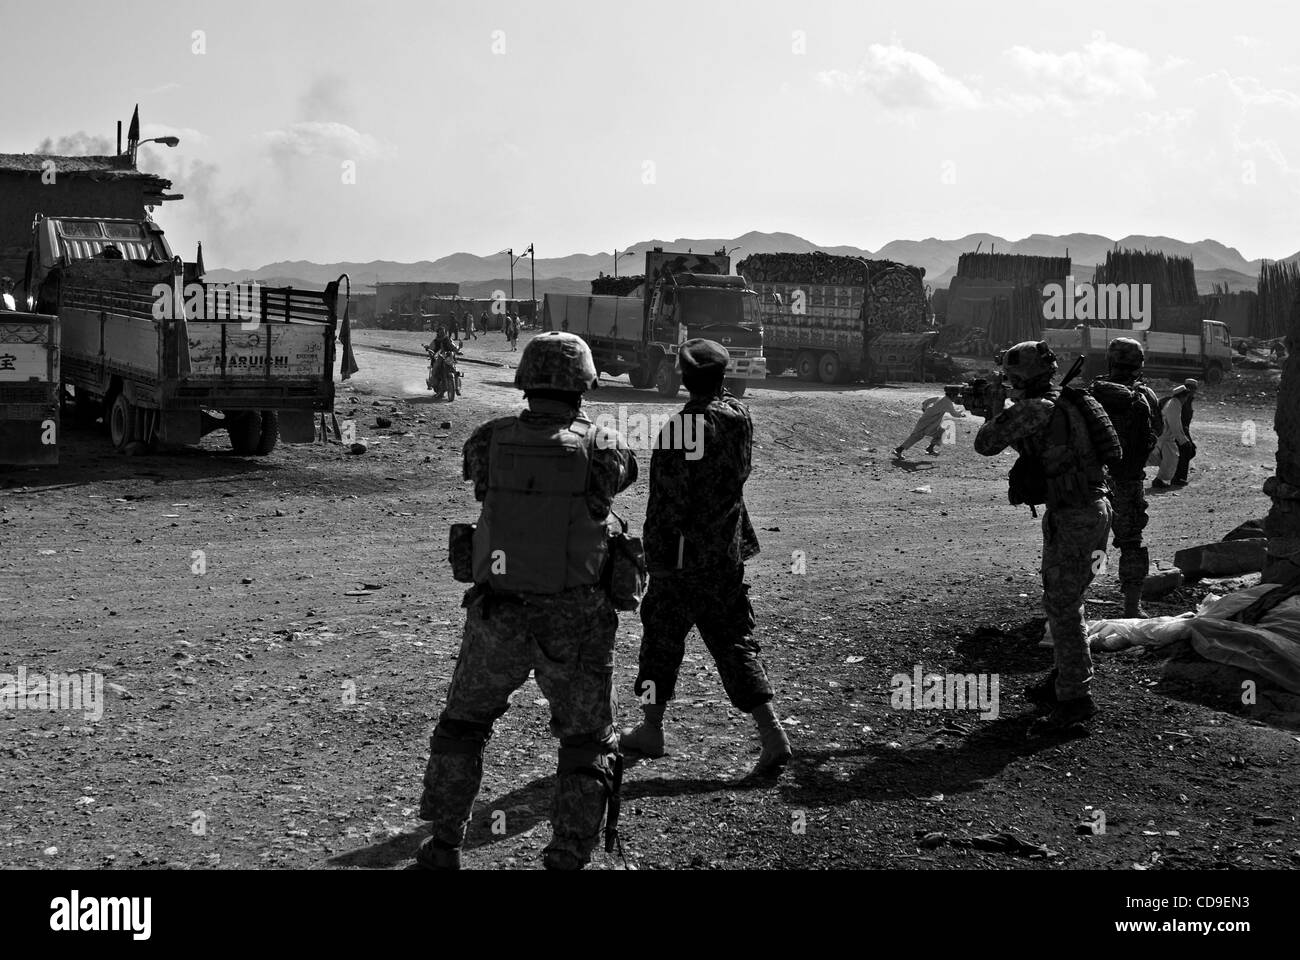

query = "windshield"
677;289;761;330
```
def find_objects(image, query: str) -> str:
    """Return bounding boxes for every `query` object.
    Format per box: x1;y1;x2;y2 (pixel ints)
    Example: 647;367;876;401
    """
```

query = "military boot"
413;837;461;870
1122;585;1148;619
746;701;793;779
619;703;666;758
1028;694;1096;738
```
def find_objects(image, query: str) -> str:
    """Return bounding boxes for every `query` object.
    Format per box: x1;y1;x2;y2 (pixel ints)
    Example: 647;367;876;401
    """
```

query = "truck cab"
649;273;766;395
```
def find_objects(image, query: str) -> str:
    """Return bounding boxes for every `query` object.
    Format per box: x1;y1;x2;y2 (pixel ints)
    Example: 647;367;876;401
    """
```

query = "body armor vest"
471;416;608;594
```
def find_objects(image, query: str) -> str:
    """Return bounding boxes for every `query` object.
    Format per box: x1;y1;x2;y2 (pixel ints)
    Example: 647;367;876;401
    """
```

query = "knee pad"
431;715;493;756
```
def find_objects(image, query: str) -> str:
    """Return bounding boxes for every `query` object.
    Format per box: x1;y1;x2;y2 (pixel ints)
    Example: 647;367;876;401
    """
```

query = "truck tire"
1204;363;1224;385
109;393;135;450
796;351;818;382
818;352;842;385
725;378;748;398
228;411;262;455
255;410;279;455
654;362;680;398
629;362;655;389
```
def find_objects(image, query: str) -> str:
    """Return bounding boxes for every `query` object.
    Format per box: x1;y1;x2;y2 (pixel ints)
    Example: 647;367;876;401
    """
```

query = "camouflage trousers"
418;584;619;866
1108;474;1150;590
634;564;773;713
1041;500;1113;702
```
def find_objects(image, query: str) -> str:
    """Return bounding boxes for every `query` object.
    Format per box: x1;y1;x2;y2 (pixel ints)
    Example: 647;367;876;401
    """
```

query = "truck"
1040;321;1233;385
543;249;766;397
0;310;59;466
28;215;347;454
737;254;930;384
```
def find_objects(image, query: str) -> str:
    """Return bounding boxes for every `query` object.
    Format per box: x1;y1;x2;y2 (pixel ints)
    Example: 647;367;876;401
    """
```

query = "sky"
7;0;1300;268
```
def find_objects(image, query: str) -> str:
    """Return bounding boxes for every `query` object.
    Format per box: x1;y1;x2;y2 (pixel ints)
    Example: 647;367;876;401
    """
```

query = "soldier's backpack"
1089;379;1157;467
1059;384;1123;469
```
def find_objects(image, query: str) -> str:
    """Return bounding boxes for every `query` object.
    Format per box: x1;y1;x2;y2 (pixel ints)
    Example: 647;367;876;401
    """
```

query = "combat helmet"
514;331;599;392
1001;340;1058;388
1106;337;1145;368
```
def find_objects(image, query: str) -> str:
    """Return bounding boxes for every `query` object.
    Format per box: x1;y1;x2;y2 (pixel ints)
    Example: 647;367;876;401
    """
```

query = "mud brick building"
0;153;178;288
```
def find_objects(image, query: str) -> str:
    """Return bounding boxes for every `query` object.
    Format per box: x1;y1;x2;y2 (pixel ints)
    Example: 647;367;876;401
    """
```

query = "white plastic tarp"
1086;583;1300;694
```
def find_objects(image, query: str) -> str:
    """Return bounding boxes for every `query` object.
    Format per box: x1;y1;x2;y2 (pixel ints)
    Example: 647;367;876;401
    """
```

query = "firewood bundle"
1258;260;1300;340
955;253;1070;285
591;275;644;297
1094;248;1198;307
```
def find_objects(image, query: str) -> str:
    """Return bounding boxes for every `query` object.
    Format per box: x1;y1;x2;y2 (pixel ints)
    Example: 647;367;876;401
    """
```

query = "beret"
676;338;729;374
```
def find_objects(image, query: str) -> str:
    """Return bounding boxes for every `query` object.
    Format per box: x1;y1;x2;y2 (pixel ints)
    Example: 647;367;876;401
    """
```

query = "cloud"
34;132;115;155
1219;73;1300;110
1233;35;1262;49
262;121;390;165
818;42;983;112
1005;32;1157;105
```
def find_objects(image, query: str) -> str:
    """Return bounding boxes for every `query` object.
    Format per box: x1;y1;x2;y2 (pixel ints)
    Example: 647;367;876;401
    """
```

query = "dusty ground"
1;326;1296;870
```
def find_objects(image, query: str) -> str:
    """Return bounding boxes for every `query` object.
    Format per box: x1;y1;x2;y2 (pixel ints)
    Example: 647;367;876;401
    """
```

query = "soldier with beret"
621;339;793;779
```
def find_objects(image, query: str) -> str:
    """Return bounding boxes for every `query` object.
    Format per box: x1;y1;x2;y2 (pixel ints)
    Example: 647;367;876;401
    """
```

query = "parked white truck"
28;215;348;454
1041;321;1233;384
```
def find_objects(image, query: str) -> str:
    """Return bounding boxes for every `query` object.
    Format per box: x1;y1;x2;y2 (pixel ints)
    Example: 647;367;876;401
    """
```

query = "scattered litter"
911;485;933;494
845;656;864;664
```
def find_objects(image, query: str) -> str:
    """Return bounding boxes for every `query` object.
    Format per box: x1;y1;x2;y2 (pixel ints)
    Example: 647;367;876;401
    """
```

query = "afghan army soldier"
1088;338;1161;617
973;341;1120;737
621;339;793;778
414;331;638;871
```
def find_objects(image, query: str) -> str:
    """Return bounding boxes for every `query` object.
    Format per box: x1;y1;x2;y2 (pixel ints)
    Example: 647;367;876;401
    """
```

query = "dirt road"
1;330;1295;870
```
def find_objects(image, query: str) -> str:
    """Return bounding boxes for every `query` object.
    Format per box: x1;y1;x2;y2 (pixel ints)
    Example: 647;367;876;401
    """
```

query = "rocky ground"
1;327;1296;870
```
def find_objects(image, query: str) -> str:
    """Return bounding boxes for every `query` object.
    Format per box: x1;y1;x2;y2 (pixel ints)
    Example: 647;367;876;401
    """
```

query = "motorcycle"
426;349;462;400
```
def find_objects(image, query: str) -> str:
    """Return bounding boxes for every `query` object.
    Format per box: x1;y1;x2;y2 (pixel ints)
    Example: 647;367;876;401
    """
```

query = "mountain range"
205;231;1300;296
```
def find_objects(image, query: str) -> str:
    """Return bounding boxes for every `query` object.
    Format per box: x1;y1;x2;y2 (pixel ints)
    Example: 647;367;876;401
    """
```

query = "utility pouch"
1008;454;1046;508
449;523;476;583
604;510;647;612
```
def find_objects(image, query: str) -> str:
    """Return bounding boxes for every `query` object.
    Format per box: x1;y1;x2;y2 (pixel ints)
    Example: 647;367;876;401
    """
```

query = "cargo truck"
1041;321;1233;385
545;249;766;397
0;310;59;466
737;255;929;384
28;215;346;454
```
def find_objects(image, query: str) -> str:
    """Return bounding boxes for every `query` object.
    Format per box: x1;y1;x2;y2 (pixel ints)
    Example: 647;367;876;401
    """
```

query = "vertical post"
116;121;122;157
530;245;535;312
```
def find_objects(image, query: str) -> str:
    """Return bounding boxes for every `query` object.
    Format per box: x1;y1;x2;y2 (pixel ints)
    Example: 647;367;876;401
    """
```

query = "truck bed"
0;312;59;466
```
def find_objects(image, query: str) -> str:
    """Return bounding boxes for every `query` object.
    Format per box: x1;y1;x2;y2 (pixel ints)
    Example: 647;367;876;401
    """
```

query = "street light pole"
524;244;534;312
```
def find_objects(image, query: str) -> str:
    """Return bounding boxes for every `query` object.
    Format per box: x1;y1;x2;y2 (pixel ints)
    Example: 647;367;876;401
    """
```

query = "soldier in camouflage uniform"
414;332;638;870
974;341;1119;737
1089;338;1161;617
620;339;792;778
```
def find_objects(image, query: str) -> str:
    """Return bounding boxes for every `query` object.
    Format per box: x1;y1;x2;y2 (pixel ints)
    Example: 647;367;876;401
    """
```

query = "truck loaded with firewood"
736;252;931;383
545;249;766;397
27;214;348;454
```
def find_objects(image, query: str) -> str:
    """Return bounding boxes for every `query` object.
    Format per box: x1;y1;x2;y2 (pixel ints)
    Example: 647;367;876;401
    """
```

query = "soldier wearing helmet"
414;331;638;871
1089;338;1162;616
974;340;1119;737
621;339;792;779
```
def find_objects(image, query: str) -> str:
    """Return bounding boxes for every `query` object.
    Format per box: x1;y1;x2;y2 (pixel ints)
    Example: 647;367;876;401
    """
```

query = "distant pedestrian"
1152;379;1198;489
893;394;966;458
506;313;519;351
480;310;490;337
464;312;477;340
450;314;461;342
